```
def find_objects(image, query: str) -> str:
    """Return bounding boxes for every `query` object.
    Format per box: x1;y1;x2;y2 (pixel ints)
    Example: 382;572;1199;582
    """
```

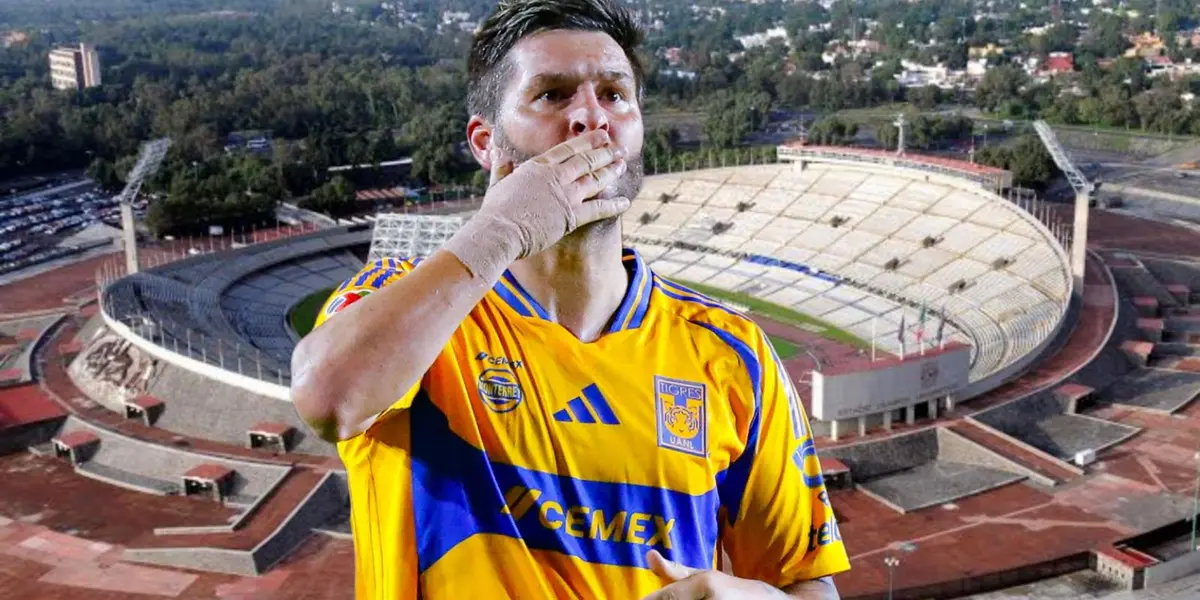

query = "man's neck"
507;221;628;343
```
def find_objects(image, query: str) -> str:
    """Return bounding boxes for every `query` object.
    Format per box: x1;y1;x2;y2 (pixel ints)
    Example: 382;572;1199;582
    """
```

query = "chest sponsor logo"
324;289;371;316
475;351;524;370
477;367;524;413
655;376;707;457
501;485;675;550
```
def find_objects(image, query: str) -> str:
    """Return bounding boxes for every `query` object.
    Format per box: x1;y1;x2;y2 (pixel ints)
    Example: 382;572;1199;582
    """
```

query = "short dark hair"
467;0;645;123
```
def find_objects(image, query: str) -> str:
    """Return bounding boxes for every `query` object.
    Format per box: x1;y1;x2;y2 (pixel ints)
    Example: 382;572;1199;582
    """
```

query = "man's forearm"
290;249;499;441
783;576;839;600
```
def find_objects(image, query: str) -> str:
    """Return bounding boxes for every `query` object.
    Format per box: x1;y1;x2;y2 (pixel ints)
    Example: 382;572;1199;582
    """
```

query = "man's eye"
607;91;625;102
537;90;563;102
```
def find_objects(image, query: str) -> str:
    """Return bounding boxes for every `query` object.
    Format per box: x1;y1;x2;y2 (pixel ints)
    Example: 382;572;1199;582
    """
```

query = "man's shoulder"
650;275;766;355
314;257;421;329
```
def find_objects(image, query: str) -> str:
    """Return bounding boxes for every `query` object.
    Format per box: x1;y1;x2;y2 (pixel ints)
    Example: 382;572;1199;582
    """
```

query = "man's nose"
568;86;610;136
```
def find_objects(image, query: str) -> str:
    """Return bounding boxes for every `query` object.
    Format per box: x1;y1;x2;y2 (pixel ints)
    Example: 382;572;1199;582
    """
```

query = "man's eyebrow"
526;70;633;88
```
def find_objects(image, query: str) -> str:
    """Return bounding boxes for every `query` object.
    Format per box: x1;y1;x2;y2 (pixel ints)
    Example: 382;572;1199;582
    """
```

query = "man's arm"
783;576;839;600
642;551;839;599
290;250;495;442
290;129;629;442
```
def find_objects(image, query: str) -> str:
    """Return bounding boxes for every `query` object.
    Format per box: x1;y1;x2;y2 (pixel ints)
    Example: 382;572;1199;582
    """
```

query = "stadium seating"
101;226;371;385
623;161;1071;385
98;157;1070;399
972;391;1139;461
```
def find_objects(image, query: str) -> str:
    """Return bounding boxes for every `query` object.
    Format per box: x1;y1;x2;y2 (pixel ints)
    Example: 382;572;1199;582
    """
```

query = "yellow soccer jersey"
313;248;850;599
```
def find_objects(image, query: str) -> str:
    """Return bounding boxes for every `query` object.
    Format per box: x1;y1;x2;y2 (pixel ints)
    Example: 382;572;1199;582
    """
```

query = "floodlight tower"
117;138;171;275
894;113;907;156
1033;120;1092;293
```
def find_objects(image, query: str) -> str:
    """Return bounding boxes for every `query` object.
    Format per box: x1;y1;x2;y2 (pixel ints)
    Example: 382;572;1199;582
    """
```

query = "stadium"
3;141;1200;599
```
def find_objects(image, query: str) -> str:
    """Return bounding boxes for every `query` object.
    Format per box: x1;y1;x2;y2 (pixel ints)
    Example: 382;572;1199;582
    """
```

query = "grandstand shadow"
821;428;1033;514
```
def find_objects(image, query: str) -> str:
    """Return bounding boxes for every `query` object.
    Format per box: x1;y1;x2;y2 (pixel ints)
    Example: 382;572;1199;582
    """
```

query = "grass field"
767;335;803;359
670;279;870;350
289;287;334;338
288;280;868;352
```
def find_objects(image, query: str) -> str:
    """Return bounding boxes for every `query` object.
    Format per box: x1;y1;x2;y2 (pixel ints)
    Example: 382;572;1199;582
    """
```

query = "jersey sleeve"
719;330;850;588
312;257;424;415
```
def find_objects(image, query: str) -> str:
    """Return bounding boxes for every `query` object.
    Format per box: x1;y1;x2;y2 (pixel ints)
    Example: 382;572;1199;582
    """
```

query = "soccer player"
290;0;850;598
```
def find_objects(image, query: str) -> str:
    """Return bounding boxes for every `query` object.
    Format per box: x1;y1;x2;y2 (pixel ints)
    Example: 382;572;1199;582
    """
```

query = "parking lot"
0;177;140;277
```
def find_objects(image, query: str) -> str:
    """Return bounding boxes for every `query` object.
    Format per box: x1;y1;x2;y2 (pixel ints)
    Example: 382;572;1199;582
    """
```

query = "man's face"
486;29;645;203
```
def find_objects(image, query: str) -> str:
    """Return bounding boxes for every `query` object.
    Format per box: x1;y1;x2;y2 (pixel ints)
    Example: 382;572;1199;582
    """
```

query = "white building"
736;26;790;50
48;43;101;91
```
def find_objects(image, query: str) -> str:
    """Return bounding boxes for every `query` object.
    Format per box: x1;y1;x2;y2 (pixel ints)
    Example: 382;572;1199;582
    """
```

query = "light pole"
1191;450;1200;552
884;556;900;600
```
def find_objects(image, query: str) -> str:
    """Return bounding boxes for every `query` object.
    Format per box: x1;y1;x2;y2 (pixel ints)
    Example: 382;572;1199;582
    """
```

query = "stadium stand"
220;250;364;364
100;225;373;388
141;361;328;455
1109;257;1181;310
622;158;1071;393
629;237;968;350
821;427;1033;513
1140;257;1200;302
1098;368;1200;413
1070;294;1142;391
0;314;66;386
53;415;291;506
971;390;1140;461
93;152;1069;413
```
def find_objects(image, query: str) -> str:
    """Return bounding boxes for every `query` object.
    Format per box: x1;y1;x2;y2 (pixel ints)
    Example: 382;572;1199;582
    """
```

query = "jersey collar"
490;247;654;333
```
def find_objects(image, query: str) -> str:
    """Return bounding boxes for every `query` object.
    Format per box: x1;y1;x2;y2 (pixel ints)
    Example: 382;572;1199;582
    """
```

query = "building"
1043;52;1075;75
48;43;101;91
968;43;1006;58
1124;32;1164;59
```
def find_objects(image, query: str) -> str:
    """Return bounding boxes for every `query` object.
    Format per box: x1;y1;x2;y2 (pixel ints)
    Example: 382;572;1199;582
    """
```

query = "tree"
407;104;466;185
876;122;899;151
303;175;356;218
86;157;122;191
974;65;1027;113
644;127;681;173
1080;14;1130;58
807;116;858;146
976;135;1059;189
703;90;770;149
908;86;940;110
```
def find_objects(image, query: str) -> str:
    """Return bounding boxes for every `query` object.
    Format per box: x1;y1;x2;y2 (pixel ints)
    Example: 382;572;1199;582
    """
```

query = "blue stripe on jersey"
370;268;397;288
626;251;654;330
652;276;743;319
582;383;620;425
690;321;763;526
500;272;551;320
654;276;723;306
409;397;719;573
610;249;652;333
354;261;385;287
566;397;597;423
492;283;534;318
763;332;804;439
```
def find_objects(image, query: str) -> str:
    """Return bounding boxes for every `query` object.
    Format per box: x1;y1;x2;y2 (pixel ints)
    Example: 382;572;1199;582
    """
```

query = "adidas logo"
552;384;619;425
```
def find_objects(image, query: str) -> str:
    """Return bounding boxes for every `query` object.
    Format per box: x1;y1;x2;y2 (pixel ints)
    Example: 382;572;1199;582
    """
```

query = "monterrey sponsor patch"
325;289;372;317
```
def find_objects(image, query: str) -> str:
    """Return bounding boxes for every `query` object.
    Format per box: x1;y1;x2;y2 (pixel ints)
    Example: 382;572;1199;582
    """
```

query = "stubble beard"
492;128;645;248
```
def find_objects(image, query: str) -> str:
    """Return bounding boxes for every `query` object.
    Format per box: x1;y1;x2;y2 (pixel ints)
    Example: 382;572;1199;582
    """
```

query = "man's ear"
467;116;495;171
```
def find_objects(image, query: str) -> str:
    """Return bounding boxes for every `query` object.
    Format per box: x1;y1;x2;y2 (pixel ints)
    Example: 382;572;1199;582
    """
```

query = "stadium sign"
810;343;970;421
